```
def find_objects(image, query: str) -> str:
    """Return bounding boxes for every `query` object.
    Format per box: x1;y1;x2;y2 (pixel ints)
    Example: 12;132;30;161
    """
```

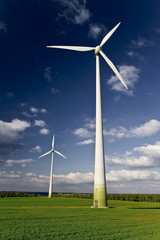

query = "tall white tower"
47;22;128;207
92;54;107;207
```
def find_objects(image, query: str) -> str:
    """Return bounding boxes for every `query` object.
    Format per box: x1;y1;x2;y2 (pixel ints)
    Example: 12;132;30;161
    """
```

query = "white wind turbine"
39;135;67;198
47;22;128;207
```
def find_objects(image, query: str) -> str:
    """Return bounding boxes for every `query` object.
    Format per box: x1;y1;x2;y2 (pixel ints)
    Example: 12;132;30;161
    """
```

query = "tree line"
52;193;93;199
1;192;160;202
107;193;160;202
0;192;40;198
53;193;160;202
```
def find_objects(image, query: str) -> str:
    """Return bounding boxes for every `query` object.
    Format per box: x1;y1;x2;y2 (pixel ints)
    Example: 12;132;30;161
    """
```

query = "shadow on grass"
129;207;160;209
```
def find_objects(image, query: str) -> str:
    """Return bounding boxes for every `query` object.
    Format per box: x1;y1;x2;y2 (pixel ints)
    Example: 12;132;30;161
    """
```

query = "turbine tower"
39;135;67;198
47;22;128;207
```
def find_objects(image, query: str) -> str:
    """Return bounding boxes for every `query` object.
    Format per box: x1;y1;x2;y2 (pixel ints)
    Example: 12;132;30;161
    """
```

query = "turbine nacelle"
38;135;67;159
95;45;101;56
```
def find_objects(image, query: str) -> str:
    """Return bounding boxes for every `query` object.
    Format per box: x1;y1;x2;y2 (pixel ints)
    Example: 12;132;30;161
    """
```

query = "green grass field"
0;197;160;240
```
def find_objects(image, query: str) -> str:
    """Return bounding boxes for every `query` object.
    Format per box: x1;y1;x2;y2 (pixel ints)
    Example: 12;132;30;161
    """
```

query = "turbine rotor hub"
95;45;101;55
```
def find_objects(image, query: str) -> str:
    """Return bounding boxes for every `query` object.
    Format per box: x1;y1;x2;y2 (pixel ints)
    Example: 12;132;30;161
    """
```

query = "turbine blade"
38;150;52;158
100;22;121;47
54;150;67;159
46;46;95;52
100;50;128;89
52;135;55;149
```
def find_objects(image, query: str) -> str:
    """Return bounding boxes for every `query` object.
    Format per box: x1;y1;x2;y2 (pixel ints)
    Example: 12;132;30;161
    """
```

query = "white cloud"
76;139;94;146
73;127;92;138
88;23;106;40
55;172;94;184
127;51;134;56
29;107;47;115
72;118;95;145
51;87;61;94
20;103;28;107
131;119;160;137
30;145;42;153
53;0;90;25
40;109;47;114
22;111;33;118
127;37;154;61
26;172;37;177
74;8;90;25
107;65;140;95
0;171;20;179
34;120;49;136
44;66;53;82
131;37;154;48
127;51;144;61
134;141;160;159
25;174;49;185
104;126;128;140
24;169;160;185
5;159;33;167
22;107;47;117
107;170;160;182
30;107;39;114
39;128;49;135
84;118;95;129
106;141;160;170
0;119;30;142
27;171;94;185
104;119;160;141
105;152;153;169
34;120;46;127
0;21;7;33
2;167;160;193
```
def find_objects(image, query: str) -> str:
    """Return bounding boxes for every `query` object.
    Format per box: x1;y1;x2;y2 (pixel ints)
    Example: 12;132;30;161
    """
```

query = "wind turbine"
39;135;67;198
47;22;128;207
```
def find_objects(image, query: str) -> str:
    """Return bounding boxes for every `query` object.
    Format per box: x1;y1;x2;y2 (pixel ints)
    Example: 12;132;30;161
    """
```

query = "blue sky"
1;0;160;193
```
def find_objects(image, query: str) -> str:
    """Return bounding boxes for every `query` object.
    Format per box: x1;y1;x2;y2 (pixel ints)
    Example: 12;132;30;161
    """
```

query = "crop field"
0;198;160;240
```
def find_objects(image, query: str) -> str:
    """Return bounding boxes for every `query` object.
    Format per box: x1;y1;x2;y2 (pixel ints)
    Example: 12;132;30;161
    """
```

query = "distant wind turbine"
39;135;67;198
47;22;128;207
